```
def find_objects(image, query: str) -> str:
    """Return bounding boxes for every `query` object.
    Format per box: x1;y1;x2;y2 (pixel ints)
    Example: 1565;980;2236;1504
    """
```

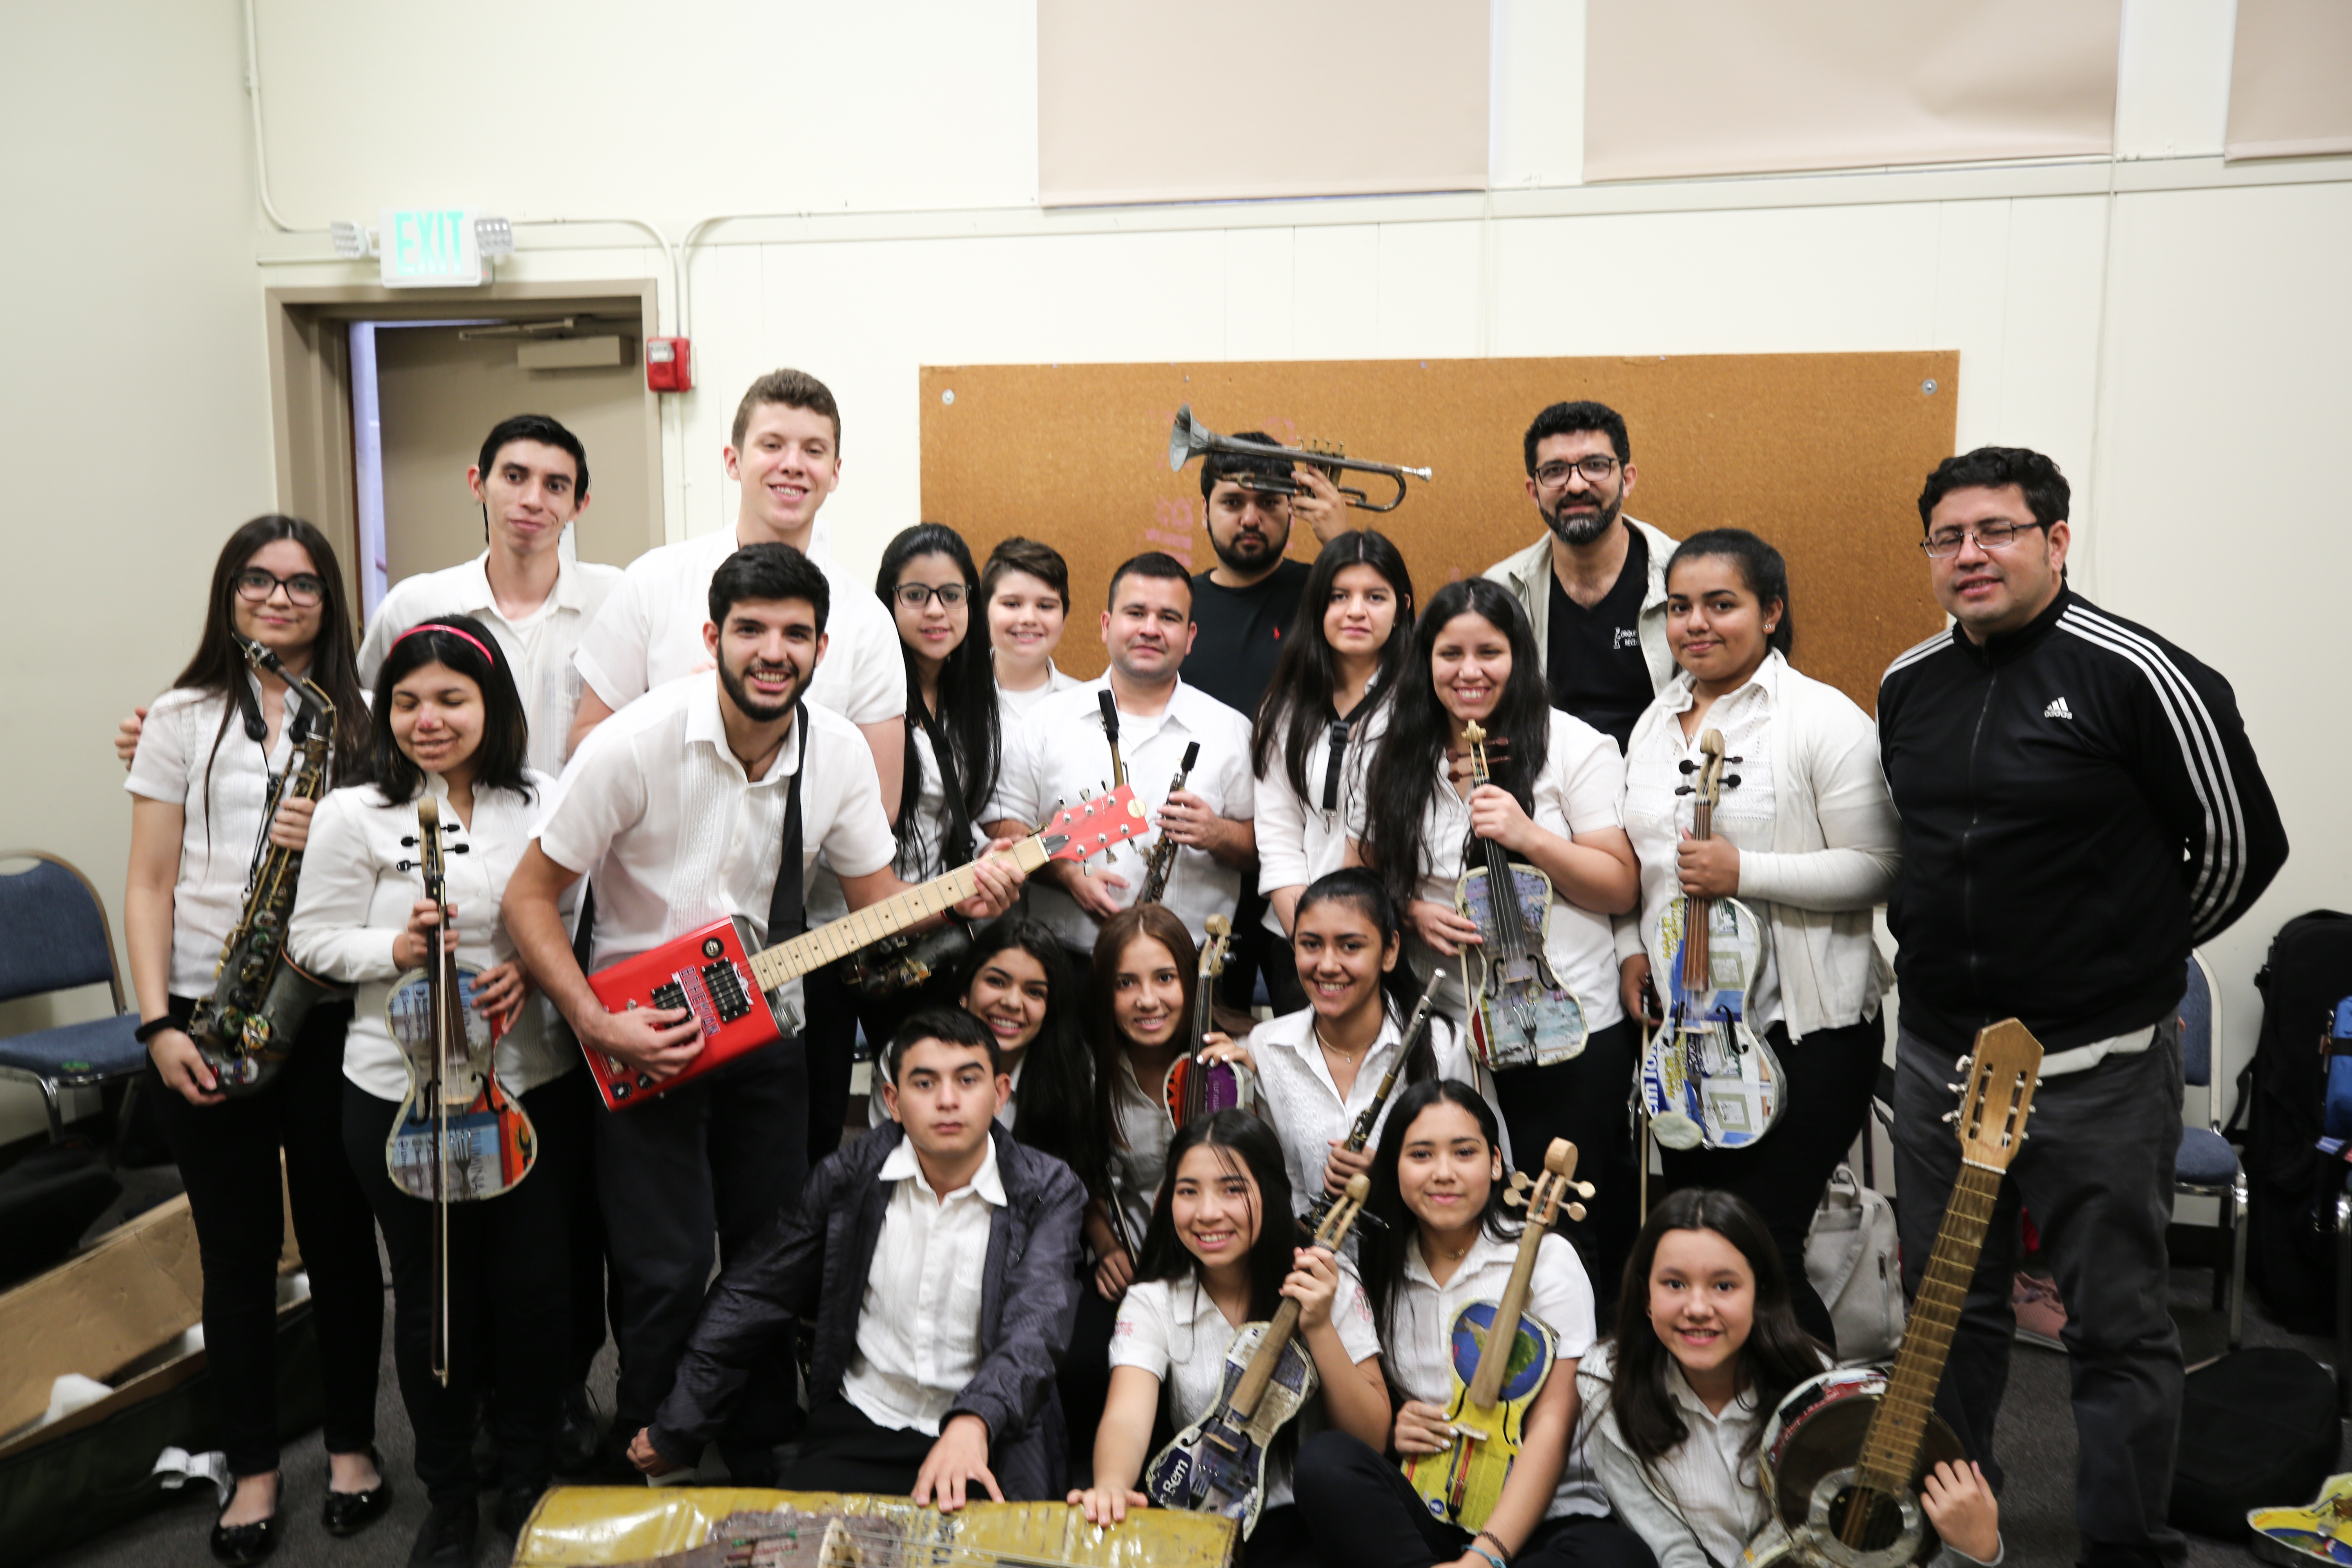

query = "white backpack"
1804;1163;1905;1364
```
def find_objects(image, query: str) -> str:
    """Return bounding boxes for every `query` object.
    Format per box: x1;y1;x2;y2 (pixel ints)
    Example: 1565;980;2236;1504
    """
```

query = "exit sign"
380;207;480;287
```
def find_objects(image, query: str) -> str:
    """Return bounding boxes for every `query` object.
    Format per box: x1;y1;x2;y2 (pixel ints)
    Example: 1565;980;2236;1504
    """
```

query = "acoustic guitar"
1747;1018;2042;1566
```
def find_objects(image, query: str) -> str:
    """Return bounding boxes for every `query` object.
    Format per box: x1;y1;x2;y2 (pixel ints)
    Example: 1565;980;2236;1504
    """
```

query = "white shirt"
1622;657;1786;1030
1107;1051;1173;1252
1379;1229;1606;1519
1111;1271;1381;1510
842;1134;1005;1437
995;677;1256;951
993;658;1080;725
570;526;905;728
125;679;323;998
895;723;984;881
357;550;622;777
1349;710;1628;1033
1579;1342;1768;1566
1245;1006;1496;1213
528;673;898;1021
1254;696;1390;938
288;773;575;1099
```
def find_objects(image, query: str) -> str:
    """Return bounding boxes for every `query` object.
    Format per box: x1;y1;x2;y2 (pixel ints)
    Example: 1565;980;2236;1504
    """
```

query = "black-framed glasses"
893;582;970;609
1533;455;1620;489
234;568;325;608
1920;520;2050;558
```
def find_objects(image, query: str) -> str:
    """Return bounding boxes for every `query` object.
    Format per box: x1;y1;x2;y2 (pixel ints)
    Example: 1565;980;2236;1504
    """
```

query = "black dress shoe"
321;1448;394;1537
408;1495;479;1568
210;1508;280;1566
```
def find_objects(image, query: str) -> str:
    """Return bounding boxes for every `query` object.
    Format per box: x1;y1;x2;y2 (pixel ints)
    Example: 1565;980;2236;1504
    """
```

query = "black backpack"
2236;910;2352;1333
2168;1347;2340;1537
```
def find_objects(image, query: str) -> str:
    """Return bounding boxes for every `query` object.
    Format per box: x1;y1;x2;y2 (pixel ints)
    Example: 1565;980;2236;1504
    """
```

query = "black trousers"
343;1073;583;1502
1058;1281;1119;1483
1294;1432;1656;1568
1655;1014;1884;1349
1244;1503;1321;1568
1490;1017;1642;1310
559;1061;616;1383
597;1042;807;1472
777;1398;936;1496
150;997;382;1478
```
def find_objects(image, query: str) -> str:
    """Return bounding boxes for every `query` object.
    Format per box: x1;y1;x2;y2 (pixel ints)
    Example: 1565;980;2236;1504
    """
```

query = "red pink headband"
391;622;497;666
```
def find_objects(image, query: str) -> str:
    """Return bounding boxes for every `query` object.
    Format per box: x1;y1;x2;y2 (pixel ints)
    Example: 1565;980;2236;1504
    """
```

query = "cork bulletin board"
919;352;1958;710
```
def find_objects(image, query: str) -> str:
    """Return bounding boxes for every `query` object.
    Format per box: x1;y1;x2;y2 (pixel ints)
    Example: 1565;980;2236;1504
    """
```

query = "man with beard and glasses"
1182;430;1354;718
503;543;1023;1487
1483;401;1679;752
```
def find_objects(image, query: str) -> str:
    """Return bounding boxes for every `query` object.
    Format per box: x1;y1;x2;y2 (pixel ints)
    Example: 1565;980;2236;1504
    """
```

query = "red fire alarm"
646;337;693;393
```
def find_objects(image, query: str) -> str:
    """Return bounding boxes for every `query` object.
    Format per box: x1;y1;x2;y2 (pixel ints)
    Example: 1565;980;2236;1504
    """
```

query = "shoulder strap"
764;712;811;946
911;701;976;869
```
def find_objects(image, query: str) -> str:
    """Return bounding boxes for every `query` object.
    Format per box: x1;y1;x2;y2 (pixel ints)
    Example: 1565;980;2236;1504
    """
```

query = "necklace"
1314;1026;1371;1062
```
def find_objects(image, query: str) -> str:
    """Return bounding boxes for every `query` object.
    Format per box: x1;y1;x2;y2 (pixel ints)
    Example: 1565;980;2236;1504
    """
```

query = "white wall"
0;0;278;1141
4;0;2345;1138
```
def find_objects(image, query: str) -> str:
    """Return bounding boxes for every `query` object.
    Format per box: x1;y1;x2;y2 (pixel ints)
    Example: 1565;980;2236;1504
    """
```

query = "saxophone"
186;637;341;1096
1137;741;1201;908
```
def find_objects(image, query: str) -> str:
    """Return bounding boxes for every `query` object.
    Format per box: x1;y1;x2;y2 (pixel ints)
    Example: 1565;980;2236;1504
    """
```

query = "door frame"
264;278;664;610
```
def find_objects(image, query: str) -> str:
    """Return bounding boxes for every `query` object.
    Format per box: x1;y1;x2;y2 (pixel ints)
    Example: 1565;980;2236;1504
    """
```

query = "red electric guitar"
582;786;1147;1109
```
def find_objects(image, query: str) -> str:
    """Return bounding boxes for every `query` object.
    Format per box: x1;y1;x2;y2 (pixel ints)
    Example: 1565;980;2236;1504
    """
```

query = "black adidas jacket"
1877;585;2286;1054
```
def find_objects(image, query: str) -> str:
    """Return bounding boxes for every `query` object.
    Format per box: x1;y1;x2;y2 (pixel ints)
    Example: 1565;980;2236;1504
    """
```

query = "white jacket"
1483;517;1681;695
1615;652;1898;1040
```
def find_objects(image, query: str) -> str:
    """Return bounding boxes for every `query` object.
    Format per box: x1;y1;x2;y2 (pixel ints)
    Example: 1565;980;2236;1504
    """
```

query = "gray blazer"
648;1120;1087;1498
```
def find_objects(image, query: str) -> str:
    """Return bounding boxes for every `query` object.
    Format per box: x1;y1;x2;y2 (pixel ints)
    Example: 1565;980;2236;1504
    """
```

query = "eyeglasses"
893;582;970;609
234;568;326;607
1919;520;2051;558
1533;455;1621;490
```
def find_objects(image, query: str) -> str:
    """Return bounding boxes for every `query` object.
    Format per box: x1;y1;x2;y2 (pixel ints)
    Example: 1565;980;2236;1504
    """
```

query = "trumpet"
1167;405;1433;513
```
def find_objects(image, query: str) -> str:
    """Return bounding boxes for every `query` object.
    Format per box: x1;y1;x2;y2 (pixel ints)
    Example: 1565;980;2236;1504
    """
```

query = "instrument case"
0;1193;321;1563
2169;1346;2338;1539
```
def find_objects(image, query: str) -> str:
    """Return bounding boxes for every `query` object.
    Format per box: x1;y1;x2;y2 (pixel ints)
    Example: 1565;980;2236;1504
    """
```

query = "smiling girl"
1579;1190;2000;1567
1351;579;1640;1289
1252;533;1416;1013
1071;1111;1390;1566
1616;530;1900;1348
1294;1080;1650;1568
288;616;578;1563
123;517;385;1564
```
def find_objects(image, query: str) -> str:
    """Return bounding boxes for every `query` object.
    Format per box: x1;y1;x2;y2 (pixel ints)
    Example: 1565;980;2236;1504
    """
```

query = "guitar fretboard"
1853;1159;2002;1494
746;836;1052;993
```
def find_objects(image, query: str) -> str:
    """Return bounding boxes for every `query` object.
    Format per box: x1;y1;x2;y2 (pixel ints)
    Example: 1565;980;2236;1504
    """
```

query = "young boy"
628;1008;1086;1505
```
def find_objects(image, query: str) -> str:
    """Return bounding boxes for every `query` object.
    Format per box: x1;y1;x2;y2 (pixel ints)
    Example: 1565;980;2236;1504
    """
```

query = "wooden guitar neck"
747;836;1051;993
1851;1161;1999;1495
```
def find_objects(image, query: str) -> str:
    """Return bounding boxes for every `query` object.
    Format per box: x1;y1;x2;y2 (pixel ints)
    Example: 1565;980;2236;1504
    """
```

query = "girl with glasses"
122;517;385;1564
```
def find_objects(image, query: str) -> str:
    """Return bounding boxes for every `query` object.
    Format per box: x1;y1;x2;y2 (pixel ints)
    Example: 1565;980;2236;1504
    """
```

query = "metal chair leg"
2227;1170;2248;1351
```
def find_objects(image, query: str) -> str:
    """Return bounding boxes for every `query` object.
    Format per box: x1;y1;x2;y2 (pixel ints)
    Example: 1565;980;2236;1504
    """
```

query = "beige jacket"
1483;516;1681;696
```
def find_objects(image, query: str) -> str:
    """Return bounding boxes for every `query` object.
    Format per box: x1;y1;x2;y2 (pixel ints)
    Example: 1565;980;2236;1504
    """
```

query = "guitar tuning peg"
1954;1054;1973;1073
1940;1109;1960;1124
1564;1203;1587;1222
1502;1187;1526;1210
1945;1082;1963;1093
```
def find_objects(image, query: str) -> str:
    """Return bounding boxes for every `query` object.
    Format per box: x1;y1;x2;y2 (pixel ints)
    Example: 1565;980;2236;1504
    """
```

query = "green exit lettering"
381;207;477;286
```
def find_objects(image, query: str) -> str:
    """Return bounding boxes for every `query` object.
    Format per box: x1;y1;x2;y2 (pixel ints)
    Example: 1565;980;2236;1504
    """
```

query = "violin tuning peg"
1502;1187;1526;1210
1676;759;1698;774
1571;1180;1596;1198
1725;755;1744;765
400;836;418;847
1723;774;1742;788
1509;1170;1532;1190
1673;785;1694;797
1564;1203;1587;1223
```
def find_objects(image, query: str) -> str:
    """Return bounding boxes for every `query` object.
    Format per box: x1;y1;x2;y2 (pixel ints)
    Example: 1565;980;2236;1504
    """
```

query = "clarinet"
1300;969;1448;1234
186;637;340;1096
1136;741;1201;907
1095;690;1128;866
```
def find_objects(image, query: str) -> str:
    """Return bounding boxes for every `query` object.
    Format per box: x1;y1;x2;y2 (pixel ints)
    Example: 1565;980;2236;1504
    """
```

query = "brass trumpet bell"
1167;404;1433;513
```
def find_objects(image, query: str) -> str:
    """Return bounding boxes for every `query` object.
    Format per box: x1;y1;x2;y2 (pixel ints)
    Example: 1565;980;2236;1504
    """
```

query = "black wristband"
134;1016;183;1043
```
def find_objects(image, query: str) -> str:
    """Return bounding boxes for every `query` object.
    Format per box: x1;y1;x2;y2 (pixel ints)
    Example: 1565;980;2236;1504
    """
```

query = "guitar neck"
746;836;1050;993
1466;1214;1548;1407
1227;1297;1307;1420
1853;1160;2002;1493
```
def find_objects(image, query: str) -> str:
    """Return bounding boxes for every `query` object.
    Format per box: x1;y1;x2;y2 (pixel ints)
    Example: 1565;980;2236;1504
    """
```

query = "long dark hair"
877;524;1000;876
1358;579;1551;917
1132;1109;1296;1321
172;517;374;826
1291;868;1433;1075
1666;528;1794;661
1595;1189;1826;1478
1251;530;1417;798
366;615;535;805
1086;905;1199;1150
1356;1079;1516;1348
958;918;1103;1196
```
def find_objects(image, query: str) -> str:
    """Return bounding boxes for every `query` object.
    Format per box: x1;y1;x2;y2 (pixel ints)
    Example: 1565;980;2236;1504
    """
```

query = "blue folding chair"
0;853;151;1139
2173;949;2246;1350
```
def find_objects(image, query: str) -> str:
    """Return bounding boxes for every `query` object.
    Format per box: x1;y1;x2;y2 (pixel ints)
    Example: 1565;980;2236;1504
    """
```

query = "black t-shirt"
1544;524;1653;751
1186;558;1314;720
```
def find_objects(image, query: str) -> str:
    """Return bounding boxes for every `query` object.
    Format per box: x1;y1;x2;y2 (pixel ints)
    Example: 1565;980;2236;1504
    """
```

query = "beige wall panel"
2227;0;2352;160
